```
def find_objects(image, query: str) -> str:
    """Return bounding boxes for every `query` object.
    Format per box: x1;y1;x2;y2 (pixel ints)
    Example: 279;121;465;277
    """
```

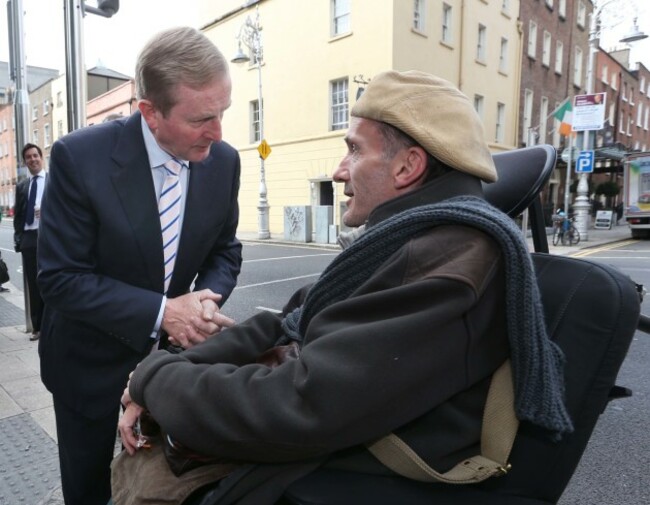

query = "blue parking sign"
576;150;595;173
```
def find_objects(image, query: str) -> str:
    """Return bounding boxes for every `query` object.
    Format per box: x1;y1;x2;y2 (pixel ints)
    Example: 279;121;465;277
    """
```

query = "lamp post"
64;0;119;132
576;1;647;240
232;8;270;240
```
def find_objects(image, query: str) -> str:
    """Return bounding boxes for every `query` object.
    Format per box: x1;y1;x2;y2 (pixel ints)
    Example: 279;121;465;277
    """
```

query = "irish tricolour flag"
553;98;573;137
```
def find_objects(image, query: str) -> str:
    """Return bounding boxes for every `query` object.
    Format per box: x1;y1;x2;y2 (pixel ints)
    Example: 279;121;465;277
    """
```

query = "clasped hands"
163;289;235;348
120;289;234;454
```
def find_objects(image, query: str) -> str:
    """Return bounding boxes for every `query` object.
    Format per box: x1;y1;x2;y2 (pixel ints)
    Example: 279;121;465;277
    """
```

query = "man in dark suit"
37;27;243;505
14;143;46;341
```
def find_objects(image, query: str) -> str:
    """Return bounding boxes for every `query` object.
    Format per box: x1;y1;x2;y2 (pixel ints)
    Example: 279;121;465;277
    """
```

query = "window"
619;115;624;134
477;24;486;62
442;3;452;43
540;96;549;143
528;21;537;59
57;91;63;107
609;103;615;125
622;82;628;102
44;124;51;147
573;46;583;87
33;129;38;144
330;78;349;131
57;120;63;139
32;106;38;121
630;87;635;105
542;31;551;67
555;41;563;74
250;100;261;142
331;0;350;36
611;73;618;90
496;103;505;143
601;64;609;84
558;0;566;18
553;101;561;146
501;0;509;14
43;99;50;116
413;0;425;32
523;89;533;144
641;76;646;94
545;0;553;8
628;114;633;136
637;103;644;126
577;1;586;28
499;37;508;73
474;94;484;120
645;107;649;130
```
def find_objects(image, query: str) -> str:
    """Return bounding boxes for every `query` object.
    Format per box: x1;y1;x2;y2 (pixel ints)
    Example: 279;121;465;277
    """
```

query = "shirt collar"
140;115;189;169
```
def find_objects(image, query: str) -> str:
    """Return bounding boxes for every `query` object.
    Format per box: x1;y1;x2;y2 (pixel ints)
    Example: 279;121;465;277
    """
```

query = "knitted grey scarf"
281;196;574;438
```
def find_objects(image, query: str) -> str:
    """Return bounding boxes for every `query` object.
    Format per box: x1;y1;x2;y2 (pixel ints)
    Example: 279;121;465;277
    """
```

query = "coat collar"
367;170;485;228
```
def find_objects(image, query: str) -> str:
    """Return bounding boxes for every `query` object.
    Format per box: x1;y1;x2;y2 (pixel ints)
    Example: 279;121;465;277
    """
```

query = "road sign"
572;93;607;132
561;146;578;164
257;139;272;160
576;150;595;173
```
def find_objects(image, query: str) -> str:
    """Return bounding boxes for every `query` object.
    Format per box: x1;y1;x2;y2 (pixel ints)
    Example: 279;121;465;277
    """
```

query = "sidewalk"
0;221;635;505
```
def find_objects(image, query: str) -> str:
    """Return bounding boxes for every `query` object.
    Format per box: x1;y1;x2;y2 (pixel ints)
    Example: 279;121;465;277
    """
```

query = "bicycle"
552;215;581;246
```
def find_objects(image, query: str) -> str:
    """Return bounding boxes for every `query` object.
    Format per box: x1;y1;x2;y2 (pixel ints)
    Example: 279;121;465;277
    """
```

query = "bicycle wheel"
553;227;562;246
567;225;581;246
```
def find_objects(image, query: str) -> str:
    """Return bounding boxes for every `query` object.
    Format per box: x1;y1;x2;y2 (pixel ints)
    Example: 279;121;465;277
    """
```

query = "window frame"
441;3;453;44
476;23;487;63
330;78;349;131
331;0;351;37
528;20;538;59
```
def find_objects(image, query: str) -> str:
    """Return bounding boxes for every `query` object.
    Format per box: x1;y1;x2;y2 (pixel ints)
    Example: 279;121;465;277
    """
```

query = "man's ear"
138;100;159;131
394;146;428;190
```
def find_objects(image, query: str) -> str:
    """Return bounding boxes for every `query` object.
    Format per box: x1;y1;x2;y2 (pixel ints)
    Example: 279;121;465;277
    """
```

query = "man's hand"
118;402;145;455
163;289;235;348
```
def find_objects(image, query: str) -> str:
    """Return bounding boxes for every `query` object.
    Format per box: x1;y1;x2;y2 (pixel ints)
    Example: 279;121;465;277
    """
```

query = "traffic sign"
257;139;272;160
576;150;595;173
572;93;607;132
561;146;578;164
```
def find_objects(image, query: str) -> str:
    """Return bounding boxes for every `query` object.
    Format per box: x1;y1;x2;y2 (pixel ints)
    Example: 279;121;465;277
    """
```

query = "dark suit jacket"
13;176;30;251
37;112;243;419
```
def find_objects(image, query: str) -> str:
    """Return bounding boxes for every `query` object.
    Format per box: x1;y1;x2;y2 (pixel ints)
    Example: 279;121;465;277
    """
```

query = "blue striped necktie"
159;159;183;293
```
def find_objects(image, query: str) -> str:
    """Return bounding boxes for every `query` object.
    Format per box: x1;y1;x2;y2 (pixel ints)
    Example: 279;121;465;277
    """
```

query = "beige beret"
351;70;497;182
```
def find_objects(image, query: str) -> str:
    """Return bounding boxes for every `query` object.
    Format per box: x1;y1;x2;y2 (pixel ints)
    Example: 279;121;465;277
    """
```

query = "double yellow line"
571;240;638;258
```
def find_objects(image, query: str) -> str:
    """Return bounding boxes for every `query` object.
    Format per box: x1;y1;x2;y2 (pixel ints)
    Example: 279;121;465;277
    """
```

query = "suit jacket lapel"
110;112;165;292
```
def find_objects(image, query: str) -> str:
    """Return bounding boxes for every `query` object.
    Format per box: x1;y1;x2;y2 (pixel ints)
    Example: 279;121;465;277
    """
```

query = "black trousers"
20;230;44;332
53;397;120;505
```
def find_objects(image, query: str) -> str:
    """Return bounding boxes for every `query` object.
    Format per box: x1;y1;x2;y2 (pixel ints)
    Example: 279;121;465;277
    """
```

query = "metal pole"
256;58;270;239
252;11;270;239
64;0;87;132
7;0;30;175
564;133;574;216
7;0;32;332
573;10;601;241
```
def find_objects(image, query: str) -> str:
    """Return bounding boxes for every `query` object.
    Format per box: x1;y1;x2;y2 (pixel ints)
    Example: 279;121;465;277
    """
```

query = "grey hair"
135;27;229;116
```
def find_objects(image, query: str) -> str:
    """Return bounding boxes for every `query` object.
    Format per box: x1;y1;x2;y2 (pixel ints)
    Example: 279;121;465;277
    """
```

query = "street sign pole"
563;134;574;217
571;93;606;241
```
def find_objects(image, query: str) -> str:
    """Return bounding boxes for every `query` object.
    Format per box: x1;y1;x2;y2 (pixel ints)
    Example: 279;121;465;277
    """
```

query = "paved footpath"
0;222;635;505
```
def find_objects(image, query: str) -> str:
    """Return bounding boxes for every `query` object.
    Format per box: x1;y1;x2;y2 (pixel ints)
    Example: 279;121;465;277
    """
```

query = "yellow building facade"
200;0;522;236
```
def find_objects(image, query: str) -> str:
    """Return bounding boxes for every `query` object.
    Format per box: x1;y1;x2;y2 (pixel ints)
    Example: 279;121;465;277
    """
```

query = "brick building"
519;0;593;219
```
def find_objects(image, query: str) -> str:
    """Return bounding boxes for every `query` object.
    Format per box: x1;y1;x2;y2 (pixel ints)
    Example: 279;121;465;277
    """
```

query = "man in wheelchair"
114;71;575;505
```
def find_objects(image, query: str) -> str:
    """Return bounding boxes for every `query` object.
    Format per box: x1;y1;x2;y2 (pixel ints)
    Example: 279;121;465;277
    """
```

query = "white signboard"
572;93;607;132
